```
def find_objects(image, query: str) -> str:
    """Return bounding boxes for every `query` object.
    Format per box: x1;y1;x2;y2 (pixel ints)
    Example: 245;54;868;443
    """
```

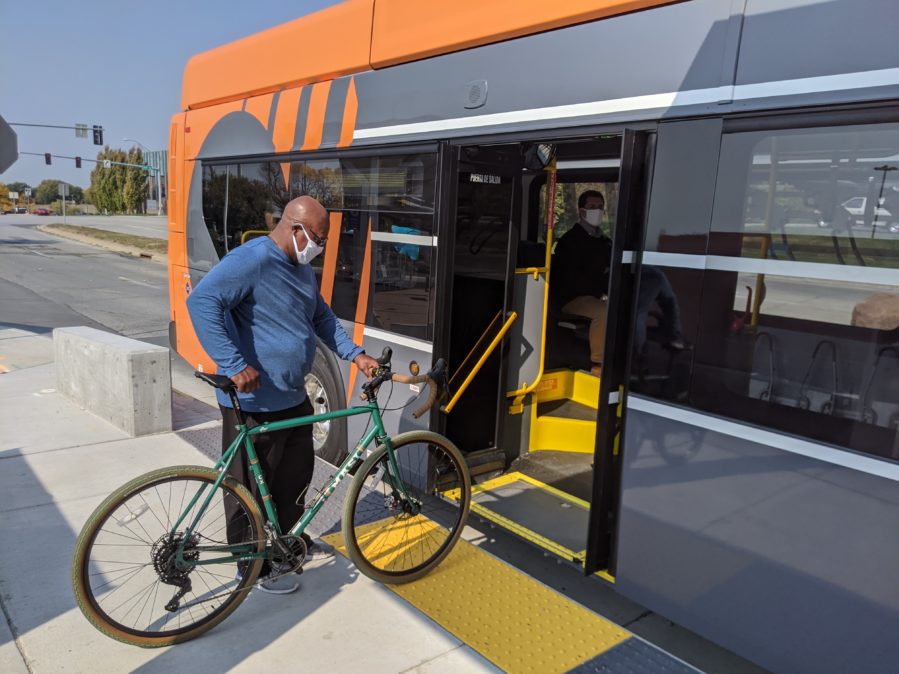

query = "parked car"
841;197;893;226
34;208;50;216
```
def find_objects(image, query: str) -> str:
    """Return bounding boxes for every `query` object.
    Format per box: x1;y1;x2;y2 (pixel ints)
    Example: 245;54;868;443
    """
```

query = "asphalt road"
0;220;209;394
0;213;168;239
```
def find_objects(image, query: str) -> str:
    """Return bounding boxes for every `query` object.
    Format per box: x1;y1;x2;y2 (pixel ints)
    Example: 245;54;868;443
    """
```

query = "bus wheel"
305;349;347;465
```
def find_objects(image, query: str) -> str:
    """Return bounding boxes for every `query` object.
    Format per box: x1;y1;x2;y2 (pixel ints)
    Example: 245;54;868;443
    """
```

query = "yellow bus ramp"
326;523;695;673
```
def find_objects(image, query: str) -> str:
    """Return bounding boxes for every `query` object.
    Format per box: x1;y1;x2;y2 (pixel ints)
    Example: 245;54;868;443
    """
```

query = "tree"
34;179;63;205
0;182;12;211
89;146;134;213
123;147;147;213
6;181;31;196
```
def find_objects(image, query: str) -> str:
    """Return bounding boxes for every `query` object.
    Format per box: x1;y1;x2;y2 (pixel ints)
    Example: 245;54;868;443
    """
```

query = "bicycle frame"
171;399;411;568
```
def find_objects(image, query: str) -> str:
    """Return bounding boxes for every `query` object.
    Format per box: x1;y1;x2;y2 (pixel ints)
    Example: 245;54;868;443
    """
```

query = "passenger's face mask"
292;224;324;265
583;208;603;227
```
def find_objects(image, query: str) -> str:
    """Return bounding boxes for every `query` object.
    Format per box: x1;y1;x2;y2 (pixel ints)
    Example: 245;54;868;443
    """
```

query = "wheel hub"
151;532;199;587
304;373;331;452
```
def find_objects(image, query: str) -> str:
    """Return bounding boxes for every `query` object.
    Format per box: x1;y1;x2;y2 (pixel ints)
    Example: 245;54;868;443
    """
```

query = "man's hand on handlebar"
230;365;261;393
353;352;380;379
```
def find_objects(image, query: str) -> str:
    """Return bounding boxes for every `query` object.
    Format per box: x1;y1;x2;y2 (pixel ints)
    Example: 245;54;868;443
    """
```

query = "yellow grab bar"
449;310;503;388
240;229;270;245
442;311;518;414
515;266;548;280
507;160;557;403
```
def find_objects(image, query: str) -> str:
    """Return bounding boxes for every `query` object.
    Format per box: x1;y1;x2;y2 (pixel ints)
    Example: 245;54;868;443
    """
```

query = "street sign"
24;188;31;197
8;191;18;200
75;124;88;139
0;114;18;174
103;159;112;169
57;183;68;197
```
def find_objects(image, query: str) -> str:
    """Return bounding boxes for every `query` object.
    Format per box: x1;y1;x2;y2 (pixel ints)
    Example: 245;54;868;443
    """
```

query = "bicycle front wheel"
342;431;471;584
72;466;265;647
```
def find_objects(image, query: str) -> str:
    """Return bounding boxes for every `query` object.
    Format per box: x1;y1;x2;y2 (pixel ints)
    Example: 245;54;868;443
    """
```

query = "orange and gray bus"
167;2;899;671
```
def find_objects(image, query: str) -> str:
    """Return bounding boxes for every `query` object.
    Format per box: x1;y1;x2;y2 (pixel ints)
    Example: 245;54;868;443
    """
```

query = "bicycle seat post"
227;387;247;427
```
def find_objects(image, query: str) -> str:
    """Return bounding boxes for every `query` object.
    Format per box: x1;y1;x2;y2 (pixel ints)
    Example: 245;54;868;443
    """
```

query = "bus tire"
306;347;348;466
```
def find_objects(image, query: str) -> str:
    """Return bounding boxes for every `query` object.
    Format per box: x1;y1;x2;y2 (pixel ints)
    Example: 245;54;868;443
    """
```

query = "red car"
34;208;50;215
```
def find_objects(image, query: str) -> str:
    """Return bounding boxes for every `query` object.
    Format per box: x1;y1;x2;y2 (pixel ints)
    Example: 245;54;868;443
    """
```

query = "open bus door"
438;144;522;467
438;132;653;578
585;129;654;576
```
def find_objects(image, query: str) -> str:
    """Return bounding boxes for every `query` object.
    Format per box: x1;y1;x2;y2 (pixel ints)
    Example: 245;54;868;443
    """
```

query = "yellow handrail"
506;160;557;403
240;229;270;245
514;266;548;280
442;311;518;414
449;310;503;388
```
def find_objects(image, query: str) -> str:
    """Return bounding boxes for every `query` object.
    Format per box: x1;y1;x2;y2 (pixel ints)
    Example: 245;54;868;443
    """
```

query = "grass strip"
44;224;167;254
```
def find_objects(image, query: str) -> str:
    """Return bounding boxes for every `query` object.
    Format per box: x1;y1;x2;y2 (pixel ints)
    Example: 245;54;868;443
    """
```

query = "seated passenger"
551;190;612;377
634;265;684;356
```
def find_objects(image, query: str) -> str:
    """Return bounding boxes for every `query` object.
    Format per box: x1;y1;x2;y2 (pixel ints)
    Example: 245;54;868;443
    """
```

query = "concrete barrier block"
53;326;172;437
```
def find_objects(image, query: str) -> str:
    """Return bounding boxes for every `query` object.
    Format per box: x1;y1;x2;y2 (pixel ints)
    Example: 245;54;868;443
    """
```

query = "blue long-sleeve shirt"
186;236;363;412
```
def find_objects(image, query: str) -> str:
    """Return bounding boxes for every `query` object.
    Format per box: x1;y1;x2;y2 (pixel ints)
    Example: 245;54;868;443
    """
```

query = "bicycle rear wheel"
342;431;471;584
72;466;265;647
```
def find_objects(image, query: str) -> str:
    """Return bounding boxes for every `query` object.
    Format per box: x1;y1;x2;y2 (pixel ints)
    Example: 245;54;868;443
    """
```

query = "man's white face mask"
292;224;324;265
583;208;603;228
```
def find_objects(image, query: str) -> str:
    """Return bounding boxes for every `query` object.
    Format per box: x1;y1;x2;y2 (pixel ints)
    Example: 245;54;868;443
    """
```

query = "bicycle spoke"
347;438;467;577
78;471;263;640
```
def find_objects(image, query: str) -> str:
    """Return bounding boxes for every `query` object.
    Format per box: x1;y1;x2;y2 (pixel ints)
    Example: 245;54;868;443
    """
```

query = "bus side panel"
170;264;213;372
353;0;735;141
337;324;433;442
616;403;899;674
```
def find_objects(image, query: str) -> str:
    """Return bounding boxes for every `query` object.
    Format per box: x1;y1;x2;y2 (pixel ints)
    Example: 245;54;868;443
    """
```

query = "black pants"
220;399;314;571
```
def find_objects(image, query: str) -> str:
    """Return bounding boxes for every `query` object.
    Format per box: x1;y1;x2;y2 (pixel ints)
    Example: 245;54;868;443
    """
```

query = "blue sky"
0;0;337;188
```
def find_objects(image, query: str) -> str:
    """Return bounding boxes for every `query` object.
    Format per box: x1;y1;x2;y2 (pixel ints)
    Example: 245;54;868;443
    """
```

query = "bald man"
187;195;379;594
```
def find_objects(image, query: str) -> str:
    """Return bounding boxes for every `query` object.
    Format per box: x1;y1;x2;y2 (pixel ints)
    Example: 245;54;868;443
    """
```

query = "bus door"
585;129;654;576
439;136;645;575
440;144;522;470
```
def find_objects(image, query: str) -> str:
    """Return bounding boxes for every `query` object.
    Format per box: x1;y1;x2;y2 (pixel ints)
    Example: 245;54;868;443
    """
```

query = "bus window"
538;180;618;243
681;121;899;460
199;160;286;263
304;151;439;340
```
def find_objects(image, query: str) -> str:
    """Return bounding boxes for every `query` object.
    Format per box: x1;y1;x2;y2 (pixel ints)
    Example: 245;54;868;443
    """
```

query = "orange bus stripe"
180;0;373;111
244;92;275;128
320;211;342;303
302;81;332;151
337;78;358;148
272;86;304;152
346;217;372;405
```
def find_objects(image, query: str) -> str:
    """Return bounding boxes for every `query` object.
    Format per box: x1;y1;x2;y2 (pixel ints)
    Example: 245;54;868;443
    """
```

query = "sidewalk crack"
0;591;33;673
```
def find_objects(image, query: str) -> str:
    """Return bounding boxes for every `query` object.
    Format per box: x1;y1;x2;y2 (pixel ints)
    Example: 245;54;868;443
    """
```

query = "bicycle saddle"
194;372;236;391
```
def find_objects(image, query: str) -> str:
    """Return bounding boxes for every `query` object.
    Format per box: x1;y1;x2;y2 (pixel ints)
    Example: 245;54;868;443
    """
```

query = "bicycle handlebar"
360;357;447;419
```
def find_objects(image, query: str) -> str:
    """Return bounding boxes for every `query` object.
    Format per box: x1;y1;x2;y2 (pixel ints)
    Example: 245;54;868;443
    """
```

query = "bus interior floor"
510;450;594;503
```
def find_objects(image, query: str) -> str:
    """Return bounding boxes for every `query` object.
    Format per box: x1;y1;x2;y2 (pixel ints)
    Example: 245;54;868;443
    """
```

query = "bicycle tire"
342;431;471;584
72;465;265;647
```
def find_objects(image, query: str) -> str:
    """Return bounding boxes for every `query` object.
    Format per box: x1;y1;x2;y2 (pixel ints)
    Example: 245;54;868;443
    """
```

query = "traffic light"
44;152;51;165
92;125;103;146
75;156;82;168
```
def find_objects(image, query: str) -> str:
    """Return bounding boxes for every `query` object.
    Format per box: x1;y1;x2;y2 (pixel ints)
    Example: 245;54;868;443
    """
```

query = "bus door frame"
585;128;656;575
431;140;522;452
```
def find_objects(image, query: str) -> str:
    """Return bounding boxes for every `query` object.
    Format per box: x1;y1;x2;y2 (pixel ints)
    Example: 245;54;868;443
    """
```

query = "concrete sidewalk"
0;329;497;674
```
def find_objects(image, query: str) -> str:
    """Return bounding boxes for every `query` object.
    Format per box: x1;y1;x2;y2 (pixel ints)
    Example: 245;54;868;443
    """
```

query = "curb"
37;224;168;266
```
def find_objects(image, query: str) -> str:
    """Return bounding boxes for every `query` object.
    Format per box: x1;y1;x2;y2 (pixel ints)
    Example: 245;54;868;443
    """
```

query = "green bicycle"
71;349;471;647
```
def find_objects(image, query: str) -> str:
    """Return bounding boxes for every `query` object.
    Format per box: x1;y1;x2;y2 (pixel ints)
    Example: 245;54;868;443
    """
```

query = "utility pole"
58;182;68;225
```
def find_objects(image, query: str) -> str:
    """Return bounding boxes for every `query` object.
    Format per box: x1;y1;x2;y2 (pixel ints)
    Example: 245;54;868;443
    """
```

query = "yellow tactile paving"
350;515;449;573
325;518;629;674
